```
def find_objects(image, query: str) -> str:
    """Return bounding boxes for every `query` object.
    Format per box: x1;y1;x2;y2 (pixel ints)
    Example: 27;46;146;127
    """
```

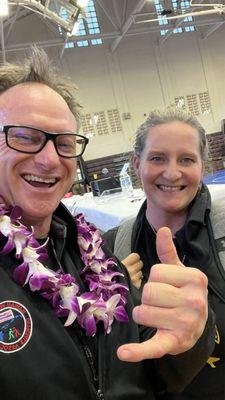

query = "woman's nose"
162;162;182;180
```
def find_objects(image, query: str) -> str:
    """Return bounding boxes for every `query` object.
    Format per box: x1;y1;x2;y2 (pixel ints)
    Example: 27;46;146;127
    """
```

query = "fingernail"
119;349;132;360
132;307;138;322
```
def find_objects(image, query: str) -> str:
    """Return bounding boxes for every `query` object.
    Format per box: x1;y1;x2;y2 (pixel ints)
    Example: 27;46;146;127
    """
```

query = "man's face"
0;83;77;228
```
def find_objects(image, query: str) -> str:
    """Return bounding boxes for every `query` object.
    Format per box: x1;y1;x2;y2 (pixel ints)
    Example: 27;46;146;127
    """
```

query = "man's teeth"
23;174;56;184
158;185;183;191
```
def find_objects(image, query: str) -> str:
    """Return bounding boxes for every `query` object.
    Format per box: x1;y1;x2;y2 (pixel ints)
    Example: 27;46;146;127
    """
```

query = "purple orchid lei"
0;205;129;336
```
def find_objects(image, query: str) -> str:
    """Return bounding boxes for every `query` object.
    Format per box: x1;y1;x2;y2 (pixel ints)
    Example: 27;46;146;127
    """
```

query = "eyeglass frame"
0;125;89;159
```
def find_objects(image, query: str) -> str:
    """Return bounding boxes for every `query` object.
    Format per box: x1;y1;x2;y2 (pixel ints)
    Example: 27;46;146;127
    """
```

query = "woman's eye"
180;158;195;165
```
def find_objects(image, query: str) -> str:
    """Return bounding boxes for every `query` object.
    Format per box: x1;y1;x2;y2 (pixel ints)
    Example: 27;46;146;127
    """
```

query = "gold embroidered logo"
207;326;220;368
207;357;220;368
215;326;220;344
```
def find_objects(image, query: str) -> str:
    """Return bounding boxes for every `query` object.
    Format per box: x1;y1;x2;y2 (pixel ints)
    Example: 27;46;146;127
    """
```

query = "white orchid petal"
0;215;13;236
64;310;77;326
106;294;121;312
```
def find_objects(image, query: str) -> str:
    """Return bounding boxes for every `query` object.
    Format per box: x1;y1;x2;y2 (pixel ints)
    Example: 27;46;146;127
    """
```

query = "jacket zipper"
77;329;105;400
82;343;98;382
82;343;105;399
97;328;105;400
96;389;104;399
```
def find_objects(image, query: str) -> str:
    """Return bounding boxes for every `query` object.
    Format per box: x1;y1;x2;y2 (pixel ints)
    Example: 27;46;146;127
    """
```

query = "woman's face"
133;121;204;216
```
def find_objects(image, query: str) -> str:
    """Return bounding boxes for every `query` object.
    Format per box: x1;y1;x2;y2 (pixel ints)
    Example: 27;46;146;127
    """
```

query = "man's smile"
22;174;59;188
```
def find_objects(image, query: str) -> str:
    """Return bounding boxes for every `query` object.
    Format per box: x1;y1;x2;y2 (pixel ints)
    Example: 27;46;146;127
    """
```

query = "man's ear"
132;154;141;179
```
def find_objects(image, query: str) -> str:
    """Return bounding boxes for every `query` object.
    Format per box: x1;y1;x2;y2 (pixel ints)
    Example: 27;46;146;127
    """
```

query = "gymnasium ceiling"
1;0;225;60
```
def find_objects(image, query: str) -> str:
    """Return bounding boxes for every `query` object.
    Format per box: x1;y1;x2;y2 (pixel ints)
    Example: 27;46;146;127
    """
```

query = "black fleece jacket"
0;201;215;399
103;185;224;400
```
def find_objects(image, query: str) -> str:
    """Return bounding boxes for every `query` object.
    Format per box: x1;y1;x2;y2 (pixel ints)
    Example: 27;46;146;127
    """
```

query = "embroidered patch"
0;300;32;353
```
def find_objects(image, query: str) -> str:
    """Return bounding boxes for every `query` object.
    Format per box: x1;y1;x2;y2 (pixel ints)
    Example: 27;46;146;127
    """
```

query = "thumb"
156;227;183;266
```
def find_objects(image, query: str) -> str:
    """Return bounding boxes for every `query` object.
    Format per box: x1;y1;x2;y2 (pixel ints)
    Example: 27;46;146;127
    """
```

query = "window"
107;109;123;133
199;92;211;115
59;1;102;49
175;92;212;116
155;0;169;35
77;40;89;47
154;0;195;36
186;94;200;116
80;113;94;137
175;96;186;110
91;38;103;45
94;111;109;135
76;14;87;36
71;0;102;48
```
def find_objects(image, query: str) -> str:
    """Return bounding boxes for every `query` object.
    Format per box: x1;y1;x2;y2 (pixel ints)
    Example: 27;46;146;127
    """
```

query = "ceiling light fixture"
0;0;9;16
69;20;80;36
134;1;225;24
8;0;89;34
76;0;89;7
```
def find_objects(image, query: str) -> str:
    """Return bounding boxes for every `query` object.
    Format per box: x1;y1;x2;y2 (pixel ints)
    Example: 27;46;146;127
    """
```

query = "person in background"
0;48;215;399
103;108;224;400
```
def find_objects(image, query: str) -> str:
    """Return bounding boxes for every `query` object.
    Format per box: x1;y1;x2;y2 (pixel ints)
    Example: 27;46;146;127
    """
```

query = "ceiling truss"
0;0;225;59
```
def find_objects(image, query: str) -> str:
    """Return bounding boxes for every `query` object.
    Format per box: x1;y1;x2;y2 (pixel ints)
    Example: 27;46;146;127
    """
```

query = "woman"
103;108;224;400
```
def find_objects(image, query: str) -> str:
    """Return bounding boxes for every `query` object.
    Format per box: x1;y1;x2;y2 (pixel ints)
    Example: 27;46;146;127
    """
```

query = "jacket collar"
51;202;80;256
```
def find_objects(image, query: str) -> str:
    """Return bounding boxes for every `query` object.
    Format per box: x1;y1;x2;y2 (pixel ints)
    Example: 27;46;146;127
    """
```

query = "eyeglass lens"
6;126;85;157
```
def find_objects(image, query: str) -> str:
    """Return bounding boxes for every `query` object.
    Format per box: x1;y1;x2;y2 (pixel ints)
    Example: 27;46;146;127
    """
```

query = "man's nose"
33;140;60;168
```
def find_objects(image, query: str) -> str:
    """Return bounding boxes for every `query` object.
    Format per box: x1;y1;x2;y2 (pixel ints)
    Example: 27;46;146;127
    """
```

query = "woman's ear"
132;154;141;179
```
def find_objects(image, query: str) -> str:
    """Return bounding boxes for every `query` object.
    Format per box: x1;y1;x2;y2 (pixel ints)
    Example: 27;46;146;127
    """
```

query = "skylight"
65;0;103;49
154;0;195;36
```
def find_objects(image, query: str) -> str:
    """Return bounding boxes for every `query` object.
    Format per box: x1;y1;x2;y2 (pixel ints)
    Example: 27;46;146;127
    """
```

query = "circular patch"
0;300;32;353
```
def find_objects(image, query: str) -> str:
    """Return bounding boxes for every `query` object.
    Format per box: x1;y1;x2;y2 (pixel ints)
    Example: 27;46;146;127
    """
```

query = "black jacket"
0;202;215;400
103;185;224;400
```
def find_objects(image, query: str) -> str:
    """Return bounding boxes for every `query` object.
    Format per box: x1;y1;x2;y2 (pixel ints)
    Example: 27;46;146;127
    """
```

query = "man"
0;47;214;399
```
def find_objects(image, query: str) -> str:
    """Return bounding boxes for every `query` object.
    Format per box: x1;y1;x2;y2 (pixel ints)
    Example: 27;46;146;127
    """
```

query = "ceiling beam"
159;0;205;44
112;0;122;27
121;0;128;25
3;7;29;27
1;15;224;55
69;17;224;41
35;8;63;37
4;6;21;44
202;20;225;38
160;18;185;44
111;0;147;52
95;0;120;30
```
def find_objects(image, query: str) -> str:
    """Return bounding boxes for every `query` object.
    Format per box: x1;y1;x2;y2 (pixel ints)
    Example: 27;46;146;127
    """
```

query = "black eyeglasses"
0;125;89;158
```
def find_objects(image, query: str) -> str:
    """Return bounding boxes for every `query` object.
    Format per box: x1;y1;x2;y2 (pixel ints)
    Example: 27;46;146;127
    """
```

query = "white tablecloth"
62;184;225;232
62;190;145;231
207;184;225;201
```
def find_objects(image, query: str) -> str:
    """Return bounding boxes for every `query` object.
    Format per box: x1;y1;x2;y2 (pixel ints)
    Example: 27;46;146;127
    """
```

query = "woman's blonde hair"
134;107;207;161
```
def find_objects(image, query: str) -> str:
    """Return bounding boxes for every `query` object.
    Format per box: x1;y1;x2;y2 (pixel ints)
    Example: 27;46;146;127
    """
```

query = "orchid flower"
0;215;14;237
0;205;129;336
